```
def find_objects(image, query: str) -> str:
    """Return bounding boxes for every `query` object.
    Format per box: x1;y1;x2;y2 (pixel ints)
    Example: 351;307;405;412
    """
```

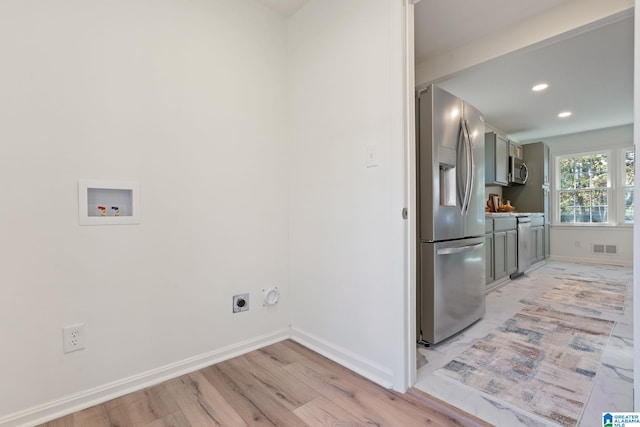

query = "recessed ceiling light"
532;83;549;92
558;111;572;118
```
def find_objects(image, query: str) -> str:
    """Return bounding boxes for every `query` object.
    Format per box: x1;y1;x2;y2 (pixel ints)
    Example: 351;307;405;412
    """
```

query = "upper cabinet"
503;142;550;211
485;132;509;186
509;142;523;160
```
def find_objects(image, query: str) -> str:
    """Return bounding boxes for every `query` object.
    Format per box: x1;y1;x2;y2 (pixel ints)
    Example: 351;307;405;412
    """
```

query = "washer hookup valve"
111;206;120;216
97;206;107;216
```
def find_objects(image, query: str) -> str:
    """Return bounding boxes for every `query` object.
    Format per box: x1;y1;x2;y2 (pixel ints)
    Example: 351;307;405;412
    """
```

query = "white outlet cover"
263;287;279;306
63;323;86;353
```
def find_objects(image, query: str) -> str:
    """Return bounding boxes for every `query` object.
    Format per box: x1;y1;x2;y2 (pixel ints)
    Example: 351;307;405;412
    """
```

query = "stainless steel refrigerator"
416;84;486;345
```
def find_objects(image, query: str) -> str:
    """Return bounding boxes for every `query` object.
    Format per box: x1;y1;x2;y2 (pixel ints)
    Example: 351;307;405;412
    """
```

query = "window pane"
574;190;591;222
592;189;608;206
626;150;635;186
559;192;575;223
626;188;634;224
590;154;608;188
575;158;589;189
558;189;609;223
561;207;576;223
560;153;608;190
560;158;575;189
590;207;607;223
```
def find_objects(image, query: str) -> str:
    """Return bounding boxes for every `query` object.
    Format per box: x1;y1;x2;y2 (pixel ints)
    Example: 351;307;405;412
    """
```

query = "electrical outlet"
63;323;86;353
233;293;249;313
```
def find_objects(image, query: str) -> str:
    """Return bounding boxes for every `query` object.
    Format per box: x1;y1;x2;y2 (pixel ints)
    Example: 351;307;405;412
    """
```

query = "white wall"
0;1;291;424
539;123;633;154
287;0;409;390
551;226;632;265
541;125;633;265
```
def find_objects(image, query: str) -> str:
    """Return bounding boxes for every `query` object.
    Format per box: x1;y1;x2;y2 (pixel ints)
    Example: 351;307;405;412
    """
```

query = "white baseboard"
1;328;400;426
549;255;633;267
290;326;394;390
0;329;290;427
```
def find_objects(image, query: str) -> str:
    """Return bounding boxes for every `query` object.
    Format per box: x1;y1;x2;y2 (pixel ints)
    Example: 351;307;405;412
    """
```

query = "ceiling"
255;0;633;143
414;0;575;63
415;0;634;142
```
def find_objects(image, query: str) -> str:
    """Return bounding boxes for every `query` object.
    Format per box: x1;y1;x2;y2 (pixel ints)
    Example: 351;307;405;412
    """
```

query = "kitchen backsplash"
485;185;503;201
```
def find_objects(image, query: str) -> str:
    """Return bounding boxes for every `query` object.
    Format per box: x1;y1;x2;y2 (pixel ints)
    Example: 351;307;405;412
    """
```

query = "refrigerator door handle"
456;123;467;213
462;119;475;215
457;118;473;215
456;120;472;214
436;242;484;255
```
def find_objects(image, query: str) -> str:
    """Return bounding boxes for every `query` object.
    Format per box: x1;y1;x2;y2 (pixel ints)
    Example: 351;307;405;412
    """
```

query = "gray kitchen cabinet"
532;226;544;263
506;229;517;275
486;216;517;288
485;218;494;285
485;233;494;285
493;231;507;280
485;132;509;186
544;224;550;259
509;142;523;159
530;215;545;264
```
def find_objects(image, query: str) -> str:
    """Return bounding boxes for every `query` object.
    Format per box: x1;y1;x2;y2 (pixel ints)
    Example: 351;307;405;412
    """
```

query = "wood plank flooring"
40;340;492;426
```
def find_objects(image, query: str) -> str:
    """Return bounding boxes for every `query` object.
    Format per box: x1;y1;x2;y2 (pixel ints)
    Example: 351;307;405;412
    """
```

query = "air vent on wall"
592;244;617;255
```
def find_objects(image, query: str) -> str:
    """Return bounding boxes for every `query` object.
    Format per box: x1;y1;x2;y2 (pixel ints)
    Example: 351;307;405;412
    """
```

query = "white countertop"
485;212;543;217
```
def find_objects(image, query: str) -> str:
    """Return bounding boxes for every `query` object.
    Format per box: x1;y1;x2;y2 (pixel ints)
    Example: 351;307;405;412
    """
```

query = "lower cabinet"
530;216;545;264
506;229;517;275
485;233;494;284
531;226;544;263
493;231;507;281
485;217;517;289
544;224;550;259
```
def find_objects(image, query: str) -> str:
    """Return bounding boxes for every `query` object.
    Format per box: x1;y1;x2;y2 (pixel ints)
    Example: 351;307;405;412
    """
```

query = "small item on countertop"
488;193;501;212
491;194;502;212
497;200;516;212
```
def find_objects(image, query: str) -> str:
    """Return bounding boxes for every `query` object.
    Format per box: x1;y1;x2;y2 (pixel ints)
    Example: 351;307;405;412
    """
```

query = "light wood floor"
40;340;492;426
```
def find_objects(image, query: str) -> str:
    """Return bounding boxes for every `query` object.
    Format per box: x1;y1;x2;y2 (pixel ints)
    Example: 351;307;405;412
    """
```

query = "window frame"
553;147;633;227
621;146;635;225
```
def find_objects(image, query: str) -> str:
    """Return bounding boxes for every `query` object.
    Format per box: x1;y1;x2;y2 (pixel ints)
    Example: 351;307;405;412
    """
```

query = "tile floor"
415;261;634;427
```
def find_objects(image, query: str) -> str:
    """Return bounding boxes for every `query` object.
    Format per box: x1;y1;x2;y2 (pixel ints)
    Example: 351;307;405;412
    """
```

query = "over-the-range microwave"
508;156;529;185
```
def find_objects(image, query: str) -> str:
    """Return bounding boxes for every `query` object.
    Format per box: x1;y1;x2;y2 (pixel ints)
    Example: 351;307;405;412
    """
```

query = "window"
556;148;634;225
558;152;609;223
624;148;634;224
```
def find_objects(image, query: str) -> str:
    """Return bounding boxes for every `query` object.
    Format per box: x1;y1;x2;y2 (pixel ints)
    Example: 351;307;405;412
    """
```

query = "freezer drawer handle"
437;242;484;255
